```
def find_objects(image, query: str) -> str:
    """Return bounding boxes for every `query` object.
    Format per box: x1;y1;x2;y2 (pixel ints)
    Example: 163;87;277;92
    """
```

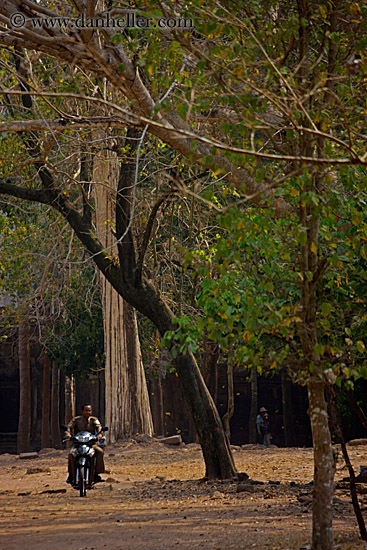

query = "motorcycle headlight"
75;432;92;442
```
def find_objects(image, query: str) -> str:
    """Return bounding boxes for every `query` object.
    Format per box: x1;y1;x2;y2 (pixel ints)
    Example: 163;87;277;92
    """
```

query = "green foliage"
0;203;104;380
44;268;104;380
162;316;200;358
164;164;367;385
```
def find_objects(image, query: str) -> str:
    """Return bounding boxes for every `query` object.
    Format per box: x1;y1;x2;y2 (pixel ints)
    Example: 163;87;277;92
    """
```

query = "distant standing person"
256;407;271;446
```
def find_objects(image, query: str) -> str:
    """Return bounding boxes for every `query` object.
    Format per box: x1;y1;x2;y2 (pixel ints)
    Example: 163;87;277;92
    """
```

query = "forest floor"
0;438;367;550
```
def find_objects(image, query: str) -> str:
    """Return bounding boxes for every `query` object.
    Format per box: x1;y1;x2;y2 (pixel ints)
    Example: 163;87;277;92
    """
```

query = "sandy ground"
0;439;367;550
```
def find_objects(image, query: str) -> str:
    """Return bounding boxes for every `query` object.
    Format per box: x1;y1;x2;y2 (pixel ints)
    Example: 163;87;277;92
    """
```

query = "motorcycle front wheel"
78;466;87;497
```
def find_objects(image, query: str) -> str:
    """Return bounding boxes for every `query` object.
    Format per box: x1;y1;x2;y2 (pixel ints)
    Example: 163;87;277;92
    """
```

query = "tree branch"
135;191;175;285
116;128;139;284
0;181;50;204
80;152;92;224
0;117;133;132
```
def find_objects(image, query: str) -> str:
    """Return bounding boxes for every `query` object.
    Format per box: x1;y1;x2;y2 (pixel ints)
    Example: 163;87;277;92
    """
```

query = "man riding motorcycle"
65;403;105;484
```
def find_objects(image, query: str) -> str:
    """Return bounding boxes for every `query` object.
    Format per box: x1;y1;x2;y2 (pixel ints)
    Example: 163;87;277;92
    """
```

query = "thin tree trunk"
17;313;31;454
222;361;234;441
201;338;219;401
329;386;367;541
212;359;218;406
346;389;367;433
51;362;62;449
41;350;50;449
157;375;165;436
31;371;38;443
281;367;296;446
296;160;335;549
308;380;335;550
64;374;75;424
187;407;197;443
94;142;153;441
249;366;258;444
152;375;165;436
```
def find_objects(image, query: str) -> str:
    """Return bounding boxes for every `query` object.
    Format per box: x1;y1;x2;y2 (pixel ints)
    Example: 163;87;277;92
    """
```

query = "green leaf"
321;303;332;315
357;341;365;353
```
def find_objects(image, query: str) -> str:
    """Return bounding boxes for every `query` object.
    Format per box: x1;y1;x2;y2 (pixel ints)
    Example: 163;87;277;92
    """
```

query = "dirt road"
0;439;366;549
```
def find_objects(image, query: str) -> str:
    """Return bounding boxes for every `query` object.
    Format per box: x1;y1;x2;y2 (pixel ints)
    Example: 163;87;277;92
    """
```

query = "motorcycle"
62;425;108;497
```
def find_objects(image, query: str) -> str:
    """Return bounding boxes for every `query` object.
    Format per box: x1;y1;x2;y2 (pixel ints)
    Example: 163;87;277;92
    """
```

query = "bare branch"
136;191;176;285
1;92;364;169
0;116;134;132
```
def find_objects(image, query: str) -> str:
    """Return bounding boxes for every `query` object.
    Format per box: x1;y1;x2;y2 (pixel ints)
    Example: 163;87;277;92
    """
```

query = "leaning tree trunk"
48;130;237;479
99;128;236;479
41;349;50;449
93;144;153;441
17;313;31;454
175;351;236;479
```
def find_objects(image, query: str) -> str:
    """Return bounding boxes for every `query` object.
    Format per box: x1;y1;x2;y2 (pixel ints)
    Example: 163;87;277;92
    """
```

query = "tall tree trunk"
64;374;75;424
51;362;62;449
249;366;258;444
94;143;153;441
17;313;31;454
41;350;50;449
295;154;335;548
281;367;296;447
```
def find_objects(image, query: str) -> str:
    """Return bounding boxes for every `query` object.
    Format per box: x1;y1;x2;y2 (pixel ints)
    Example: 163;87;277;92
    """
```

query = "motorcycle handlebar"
61;426;108;443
